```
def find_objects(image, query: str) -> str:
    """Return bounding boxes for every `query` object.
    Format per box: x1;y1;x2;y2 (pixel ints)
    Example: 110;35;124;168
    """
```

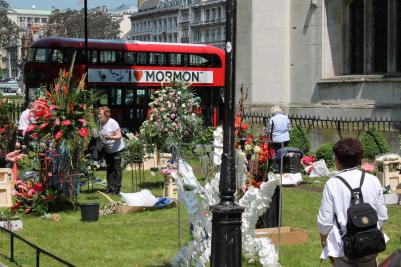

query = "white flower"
253;146;261;153
182;104;186;108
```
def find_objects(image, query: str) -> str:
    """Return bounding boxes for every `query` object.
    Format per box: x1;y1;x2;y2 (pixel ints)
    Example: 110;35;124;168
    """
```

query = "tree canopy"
45;8;121;39
0;0;19;46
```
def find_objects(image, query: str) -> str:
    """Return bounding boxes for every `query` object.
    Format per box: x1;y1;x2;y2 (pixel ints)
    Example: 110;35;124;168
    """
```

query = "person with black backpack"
317;138;388;266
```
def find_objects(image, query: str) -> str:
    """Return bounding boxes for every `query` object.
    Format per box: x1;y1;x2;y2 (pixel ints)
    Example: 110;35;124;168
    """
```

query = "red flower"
0;127;5;134
55;117;60;126
61;120;72;126
235;116;241;128
38;122;49;129
79;128;89;137
55;130;63;140
31;133;38;139
69;102;75;114
33;183;43;192
24;207;32;214
11;201;21;211
240;123;249;131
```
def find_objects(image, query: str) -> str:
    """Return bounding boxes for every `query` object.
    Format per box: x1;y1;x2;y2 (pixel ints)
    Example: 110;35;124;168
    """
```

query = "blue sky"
8;0;136;10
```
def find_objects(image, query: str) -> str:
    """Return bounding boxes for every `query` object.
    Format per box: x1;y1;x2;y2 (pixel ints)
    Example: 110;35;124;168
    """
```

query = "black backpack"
334;170;386;259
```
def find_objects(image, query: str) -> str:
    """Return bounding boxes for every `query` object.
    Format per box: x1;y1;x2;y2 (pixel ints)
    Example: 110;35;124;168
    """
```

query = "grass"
0;171;400;266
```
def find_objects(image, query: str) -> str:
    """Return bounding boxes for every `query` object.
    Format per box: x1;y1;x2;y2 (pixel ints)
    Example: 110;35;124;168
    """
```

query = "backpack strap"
333;169;366;236
335;169;366;204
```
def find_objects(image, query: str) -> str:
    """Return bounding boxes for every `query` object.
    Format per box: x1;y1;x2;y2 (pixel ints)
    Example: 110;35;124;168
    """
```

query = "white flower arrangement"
171;127;280;267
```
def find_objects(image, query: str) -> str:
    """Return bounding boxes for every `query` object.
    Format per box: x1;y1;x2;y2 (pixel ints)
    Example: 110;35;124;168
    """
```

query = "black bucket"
80;203;99;222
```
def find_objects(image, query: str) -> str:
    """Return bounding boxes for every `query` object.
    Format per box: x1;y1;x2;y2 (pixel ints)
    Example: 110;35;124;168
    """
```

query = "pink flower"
55;117;60;126
61;120;72;126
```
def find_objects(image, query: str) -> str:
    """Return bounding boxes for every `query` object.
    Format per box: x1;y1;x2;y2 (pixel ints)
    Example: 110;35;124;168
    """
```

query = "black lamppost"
210;0;244;266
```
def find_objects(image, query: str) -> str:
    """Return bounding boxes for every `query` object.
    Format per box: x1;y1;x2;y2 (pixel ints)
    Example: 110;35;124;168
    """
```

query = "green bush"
316;143;334;169
360;128;390;160
289;126;310;154
123;139;145;167
181;126;215;158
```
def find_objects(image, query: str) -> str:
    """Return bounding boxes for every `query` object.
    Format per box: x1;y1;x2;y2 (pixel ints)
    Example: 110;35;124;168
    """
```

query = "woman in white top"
98;106;125;194
317;138;388;266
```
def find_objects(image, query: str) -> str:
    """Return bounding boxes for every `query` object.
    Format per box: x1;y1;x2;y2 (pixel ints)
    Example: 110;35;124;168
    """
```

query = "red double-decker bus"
23;37;225;130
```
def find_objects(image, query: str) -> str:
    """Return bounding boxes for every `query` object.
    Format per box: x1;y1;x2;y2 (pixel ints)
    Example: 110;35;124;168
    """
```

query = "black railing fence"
0;226;75;266
243;111;401;135
10;103;24;124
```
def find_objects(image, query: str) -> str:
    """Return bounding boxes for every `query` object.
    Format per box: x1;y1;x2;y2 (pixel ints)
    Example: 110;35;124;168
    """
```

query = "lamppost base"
210;201;244;267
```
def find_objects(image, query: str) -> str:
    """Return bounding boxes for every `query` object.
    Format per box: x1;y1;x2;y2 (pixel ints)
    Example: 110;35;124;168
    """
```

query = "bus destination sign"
88;69;214;84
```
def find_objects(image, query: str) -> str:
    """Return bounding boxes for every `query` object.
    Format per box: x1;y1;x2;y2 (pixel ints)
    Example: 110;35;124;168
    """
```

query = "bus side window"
100;51;117;64
190;54;211;67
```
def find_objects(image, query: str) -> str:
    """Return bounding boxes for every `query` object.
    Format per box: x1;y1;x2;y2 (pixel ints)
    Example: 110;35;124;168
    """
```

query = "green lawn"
0;173;399;266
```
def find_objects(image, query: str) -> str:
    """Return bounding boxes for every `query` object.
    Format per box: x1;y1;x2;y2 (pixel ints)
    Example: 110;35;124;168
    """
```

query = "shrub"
123;139;145;167
289;126;310;154
360;128;390;160
316;143;334;169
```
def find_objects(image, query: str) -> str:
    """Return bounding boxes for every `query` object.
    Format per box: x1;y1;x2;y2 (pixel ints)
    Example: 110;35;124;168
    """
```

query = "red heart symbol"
134;70;143;81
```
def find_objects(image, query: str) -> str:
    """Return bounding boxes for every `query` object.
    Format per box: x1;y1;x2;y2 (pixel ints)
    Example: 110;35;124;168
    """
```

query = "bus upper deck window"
34;48;48;63
27;48;36;62
168;53;182;66
100;51;121;64
124;52;136;65
51;49;64;63
137;52;148;65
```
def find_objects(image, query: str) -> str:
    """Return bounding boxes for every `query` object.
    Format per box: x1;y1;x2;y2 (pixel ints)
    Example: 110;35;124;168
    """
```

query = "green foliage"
181;126;215;158
289;126;310;154
45;7;120;39
123;139;145;166
316;143;335;169
0;0;19;46
360;128;390;160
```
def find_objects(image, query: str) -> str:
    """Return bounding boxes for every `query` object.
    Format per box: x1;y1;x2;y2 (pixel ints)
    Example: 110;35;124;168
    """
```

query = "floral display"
27;68;95;147
171;127;279;266
140;81;203;154
12;179;57;216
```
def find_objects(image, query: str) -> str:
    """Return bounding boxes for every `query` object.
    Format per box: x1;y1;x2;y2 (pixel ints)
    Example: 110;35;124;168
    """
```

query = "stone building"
127;0;226;49
1;8;51;80
237;0;401;120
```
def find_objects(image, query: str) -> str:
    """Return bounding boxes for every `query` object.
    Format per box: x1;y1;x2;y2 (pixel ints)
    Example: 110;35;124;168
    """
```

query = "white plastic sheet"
120;189;157;207
309;159;329;177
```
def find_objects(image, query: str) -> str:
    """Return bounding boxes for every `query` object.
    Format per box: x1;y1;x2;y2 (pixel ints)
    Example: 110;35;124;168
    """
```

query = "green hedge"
289;126;310;154
316;143;334;169
360;128;390;160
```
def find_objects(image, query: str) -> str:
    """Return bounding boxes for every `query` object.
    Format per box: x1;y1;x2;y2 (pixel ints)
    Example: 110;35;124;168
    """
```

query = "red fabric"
301;155;316;167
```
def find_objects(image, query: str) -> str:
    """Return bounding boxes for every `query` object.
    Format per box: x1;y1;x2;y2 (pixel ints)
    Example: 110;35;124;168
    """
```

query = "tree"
45;8;121;39
0;0;19;46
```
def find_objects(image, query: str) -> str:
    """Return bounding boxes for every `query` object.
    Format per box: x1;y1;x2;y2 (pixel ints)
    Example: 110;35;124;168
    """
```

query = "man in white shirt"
98;106;125;194
317;138;388;266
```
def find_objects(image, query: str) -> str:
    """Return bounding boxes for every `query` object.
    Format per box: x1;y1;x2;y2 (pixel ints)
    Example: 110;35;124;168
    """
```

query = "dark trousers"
105;150;123;193
271;141;289;172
